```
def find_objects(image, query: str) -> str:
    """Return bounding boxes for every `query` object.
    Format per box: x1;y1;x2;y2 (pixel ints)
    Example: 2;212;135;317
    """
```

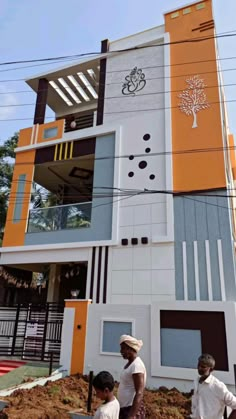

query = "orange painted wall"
2;150;35;247
18;127;33;148
228;134;236;178
37;119;64;144
165;0;226;191
65;300;91;375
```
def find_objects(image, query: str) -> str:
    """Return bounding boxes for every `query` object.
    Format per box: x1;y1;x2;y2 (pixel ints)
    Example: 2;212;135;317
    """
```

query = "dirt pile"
0;375;191;418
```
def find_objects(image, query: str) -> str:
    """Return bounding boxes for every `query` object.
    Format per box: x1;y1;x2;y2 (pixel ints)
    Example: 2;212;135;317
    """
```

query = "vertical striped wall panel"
174;190;236;301
179;239;233;302
87;246;109;303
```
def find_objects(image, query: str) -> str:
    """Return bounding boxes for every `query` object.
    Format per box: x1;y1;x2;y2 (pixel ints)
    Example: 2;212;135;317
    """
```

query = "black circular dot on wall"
149;174;155;180
145;148;151;153
129;155;134;160
139;161;147;169
143;134;151;141
128;172;134;177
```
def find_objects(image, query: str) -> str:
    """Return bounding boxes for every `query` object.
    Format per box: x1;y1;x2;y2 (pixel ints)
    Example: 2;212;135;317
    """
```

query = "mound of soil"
0;375;191;418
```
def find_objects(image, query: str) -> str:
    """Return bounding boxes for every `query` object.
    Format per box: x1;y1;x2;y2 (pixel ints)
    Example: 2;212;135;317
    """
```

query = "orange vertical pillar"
165;0;227;192
65;299;92;375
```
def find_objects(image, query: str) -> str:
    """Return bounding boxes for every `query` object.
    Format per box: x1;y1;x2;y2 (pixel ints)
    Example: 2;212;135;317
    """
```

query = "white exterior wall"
108;244;175;304
103;27;175;303
83;302;236;392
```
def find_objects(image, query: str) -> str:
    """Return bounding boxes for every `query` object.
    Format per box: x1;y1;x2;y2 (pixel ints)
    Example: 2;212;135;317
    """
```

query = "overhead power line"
1;189;236;224
1;53;236;76
0;96;235;122
1;64;236;85
0;29;236;68
2;143;236;162
0;80;236;107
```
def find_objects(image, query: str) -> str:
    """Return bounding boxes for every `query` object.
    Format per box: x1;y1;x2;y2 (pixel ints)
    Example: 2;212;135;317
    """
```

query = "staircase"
0;360;25;377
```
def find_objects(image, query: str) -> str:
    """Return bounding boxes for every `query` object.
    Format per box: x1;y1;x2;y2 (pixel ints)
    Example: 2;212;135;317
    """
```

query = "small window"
183;7;191;15
171;11;179;19
43;127;58;139
101;320;133;354
196;2;205;10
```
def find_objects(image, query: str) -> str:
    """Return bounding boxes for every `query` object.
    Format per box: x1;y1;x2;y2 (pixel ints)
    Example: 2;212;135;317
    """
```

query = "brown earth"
0;375;191;419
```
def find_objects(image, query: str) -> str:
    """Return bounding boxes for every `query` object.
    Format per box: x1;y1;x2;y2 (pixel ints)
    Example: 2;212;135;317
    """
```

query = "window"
171;11;179;18
196;2;205;10
161;328;201;368
43;127;58;139
183;7;191;14
13;174;26;223
101;320;133;354
160;310;228;371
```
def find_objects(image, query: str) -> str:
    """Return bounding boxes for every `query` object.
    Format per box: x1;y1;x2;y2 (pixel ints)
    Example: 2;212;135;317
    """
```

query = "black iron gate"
0;303;64;361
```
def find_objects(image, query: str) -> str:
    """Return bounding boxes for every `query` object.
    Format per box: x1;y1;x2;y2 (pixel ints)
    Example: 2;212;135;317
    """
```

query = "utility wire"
2;143;236;163
3;187;236;200
0;80;236;108
1;64;236;85
0;96;235;121
0;192;141;223
2;189;236;224
1;53;236;76
0;29;236;68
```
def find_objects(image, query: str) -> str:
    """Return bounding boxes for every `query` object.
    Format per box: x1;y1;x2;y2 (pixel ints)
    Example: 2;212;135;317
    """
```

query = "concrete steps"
0;360;25;377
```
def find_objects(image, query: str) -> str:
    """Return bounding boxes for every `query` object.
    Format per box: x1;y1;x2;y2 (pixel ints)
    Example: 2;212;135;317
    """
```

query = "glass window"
171;11;179;18
161;328;201;368
183;7;191;14
43;127;58;139
196;3;205;10
102;321;132;354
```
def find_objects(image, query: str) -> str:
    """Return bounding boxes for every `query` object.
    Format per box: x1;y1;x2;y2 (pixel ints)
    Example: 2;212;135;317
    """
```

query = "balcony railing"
64;111;95;133
27;202;92;233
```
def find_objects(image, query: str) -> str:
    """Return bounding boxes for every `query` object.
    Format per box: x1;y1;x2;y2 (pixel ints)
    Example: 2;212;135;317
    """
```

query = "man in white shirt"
93;371;120;419
191;353;236;419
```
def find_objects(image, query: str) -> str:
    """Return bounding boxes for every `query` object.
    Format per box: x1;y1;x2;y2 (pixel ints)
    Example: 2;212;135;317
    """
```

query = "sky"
0;0;235;145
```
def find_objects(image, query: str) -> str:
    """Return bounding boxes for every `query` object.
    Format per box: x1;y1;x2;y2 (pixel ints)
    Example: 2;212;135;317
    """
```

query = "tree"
0;133;18;245
178;75;210;128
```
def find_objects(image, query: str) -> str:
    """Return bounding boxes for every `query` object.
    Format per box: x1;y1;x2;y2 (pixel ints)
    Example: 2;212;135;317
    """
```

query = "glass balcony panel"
27;202;92;233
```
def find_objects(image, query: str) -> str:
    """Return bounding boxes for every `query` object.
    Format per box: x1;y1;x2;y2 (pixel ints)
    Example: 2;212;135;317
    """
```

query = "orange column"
3;149;35;247
65;299;92;374
165;0;227;191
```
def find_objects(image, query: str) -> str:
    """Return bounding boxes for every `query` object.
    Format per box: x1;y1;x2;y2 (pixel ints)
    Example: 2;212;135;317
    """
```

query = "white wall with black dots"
107;111;175;304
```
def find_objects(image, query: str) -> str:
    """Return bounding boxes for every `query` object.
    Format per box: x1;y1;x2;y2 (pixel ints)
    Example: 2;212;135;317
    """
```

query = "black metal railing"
65;112;94;133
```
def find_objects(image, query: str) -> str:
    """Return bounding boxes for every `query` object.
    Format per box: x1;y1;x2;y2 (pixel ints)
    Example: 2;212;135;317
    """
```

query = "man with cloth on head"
118;335;146;419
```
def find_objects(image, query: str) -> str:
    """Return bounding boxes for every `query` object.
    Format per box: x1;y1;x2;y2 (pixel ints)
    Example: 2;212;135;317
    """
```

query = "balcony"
63;110;95;133
27;202;92;233
26;57;100;125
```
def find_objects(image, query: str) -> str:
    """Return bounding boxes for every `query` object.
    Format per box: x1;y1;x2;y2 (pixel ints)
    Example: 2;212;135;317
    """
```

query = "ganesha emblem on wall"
122;67;146;96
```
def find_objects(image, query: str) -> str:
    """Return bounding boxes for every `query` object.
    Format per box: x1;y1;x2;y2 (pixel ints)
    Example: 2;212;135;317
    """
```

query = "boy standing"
191;353;236;419
93;371;120;419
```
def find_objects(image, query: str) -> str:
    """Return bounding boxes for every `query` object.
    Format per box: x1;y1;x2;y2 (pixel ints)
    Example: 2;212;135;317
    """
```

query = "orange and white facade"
1;0;236;389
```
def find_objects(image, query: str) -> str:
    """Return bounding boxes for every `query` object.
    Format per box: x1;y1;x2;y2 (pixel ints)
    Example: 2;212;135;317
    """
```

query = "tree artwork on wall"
122;67;146;95
178;75;210;128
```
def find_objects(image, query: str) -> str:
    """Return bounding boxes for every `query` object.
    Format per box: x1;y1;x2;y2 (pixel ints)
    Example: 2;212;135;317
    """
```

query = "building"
1;0;236;390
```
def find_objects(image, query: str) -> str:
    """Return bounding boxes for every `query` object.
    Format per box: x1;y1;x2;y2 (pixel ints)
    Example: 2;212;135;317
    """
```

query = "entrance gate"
0;303;64;362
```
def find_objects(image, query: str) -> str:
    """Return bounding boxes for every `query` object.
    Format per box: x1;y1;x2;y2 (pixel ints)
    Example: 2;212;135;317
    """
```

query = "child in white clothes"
93;371;120;419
